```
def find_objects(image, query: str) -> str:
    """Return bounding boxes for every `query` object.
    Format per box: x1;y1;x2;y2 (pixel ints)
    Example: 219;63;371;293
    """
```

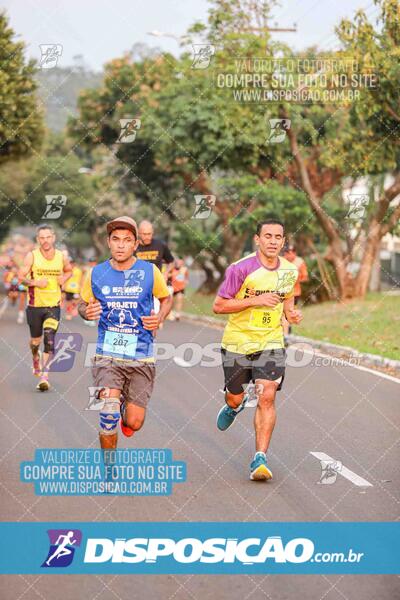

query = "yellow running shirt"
64;266;83;294
218;253;298;354
28;248;64;307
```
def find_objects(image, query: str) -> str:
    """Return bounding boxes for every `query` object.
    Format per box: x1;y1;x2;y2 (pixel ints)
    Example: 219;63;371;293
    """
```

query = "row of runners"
11;215;302;482
2;225;189;327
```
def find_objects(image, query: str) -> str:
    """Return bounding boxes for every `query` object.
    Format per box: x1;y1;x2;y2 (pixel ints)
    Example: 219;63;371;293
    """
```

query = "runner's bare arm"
58;254;73;286
77;297;102;321
78;268;101;320
283;296;303;324
18;251;33;284
213;293;281;314
141;295;172;330
77;299;88;319
158;294;172;322
164;261;174;281
17;252;46;287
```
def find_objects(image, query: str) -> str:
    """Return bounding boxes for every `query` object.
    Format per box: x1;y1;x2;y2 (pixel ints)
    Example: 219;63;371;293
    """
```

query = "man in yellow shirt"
19;225;72;391
63;260;83;320
78;216;172;450
213;220;302;481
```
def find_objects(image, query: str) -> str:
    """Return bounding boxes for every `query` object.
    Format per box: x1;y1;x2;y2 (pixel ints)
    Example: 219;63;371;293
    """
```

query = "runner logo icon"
47;333;83;372
41;529;82;568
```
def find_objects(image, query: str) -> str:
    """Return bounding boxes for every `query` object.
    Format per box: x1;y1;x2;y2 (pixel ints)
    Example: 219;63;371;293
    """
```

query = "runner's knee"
125;413;145;431
225;389;245;408
256;380;280;406
124;404;145;431
99;397;121;435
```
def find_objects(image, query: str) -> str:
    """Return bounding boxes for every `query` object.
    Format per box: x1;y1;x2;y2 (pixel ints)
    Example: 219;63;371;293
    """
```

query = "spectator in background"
136;221;175;326
168;259;189;321
283;244;309;338
63;260;83;320
136;220;174;278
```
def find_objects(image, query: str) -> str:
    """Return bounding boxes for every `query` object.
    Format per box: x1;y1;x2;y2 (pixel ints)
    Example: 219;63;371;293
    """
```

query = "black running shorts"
26;306;61;338
221;347;286;395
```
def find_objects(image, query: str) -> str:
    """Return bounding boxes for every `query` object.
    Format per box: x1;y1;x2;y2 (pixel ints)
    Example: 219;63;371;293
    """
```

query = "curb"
181;312;400;378
287;334;400;376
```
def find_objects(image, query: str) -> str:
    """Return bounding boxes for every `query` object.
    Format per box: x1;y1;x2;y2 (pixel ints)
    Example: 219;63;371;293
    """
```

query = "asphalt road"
0;301;399;599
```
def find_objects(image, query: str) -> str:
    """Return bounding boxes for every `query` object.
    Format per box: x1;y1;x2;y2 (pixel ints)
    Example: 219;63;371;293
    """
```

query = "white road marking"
310;451;373;487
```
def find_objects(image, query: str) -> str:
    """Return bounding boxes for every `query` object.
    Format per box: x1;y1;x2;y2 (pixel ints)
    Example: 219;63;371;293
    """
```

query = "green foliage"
231;179;314;237
328;0;400;175
0;134;95;237
0;12;44;163
66;0;400;293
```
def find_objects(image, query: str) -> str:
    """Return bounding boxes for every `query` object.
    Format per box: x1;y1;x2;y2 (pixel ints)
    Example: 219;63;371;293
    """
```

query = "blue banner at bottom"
0;522;397;574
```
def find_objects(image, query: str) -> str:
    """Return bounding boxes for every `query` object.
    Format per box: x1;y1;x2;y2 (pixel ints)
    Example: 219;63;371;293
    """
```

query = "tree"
285;0;400;298
0;133;133;257
0;12;44;163
70;0;400;298
68;5;311;287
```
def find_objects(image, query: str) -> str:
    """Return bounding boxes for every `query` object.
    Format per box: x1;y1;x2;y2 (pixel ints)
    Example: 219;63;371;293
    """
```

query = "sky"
2;0;380;71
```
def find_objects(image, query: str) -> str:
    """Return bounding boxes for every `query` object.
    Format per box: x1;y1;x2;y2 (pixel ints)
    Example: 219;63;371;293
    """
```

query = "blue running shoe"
216;395;248;431
250;452;273;481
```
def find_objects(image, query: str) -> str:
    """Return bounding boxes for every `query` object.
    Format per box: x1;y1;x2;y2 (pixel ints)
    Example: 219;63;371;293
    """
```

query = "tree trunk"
353;228;381;297
369;254;381;292
285;116;351;298
198;262;219;294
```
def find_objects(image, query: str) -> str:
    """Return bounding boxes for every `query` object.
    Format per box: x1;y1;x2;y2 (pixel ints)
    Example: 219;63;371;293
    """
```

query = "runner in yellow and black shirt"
213;220;303;481
18;225;72;391
63;261;83;320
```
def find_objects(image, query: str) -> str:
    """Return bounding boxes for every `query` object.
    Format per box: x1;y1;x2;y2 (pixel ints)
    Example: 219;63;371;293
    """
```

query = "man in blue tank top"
78;216;172;449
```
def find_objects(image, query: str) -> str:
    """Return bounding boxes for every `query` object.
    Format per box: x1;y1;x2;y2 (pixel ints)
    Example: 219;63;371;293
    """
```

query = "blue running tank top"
90;259;155;360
